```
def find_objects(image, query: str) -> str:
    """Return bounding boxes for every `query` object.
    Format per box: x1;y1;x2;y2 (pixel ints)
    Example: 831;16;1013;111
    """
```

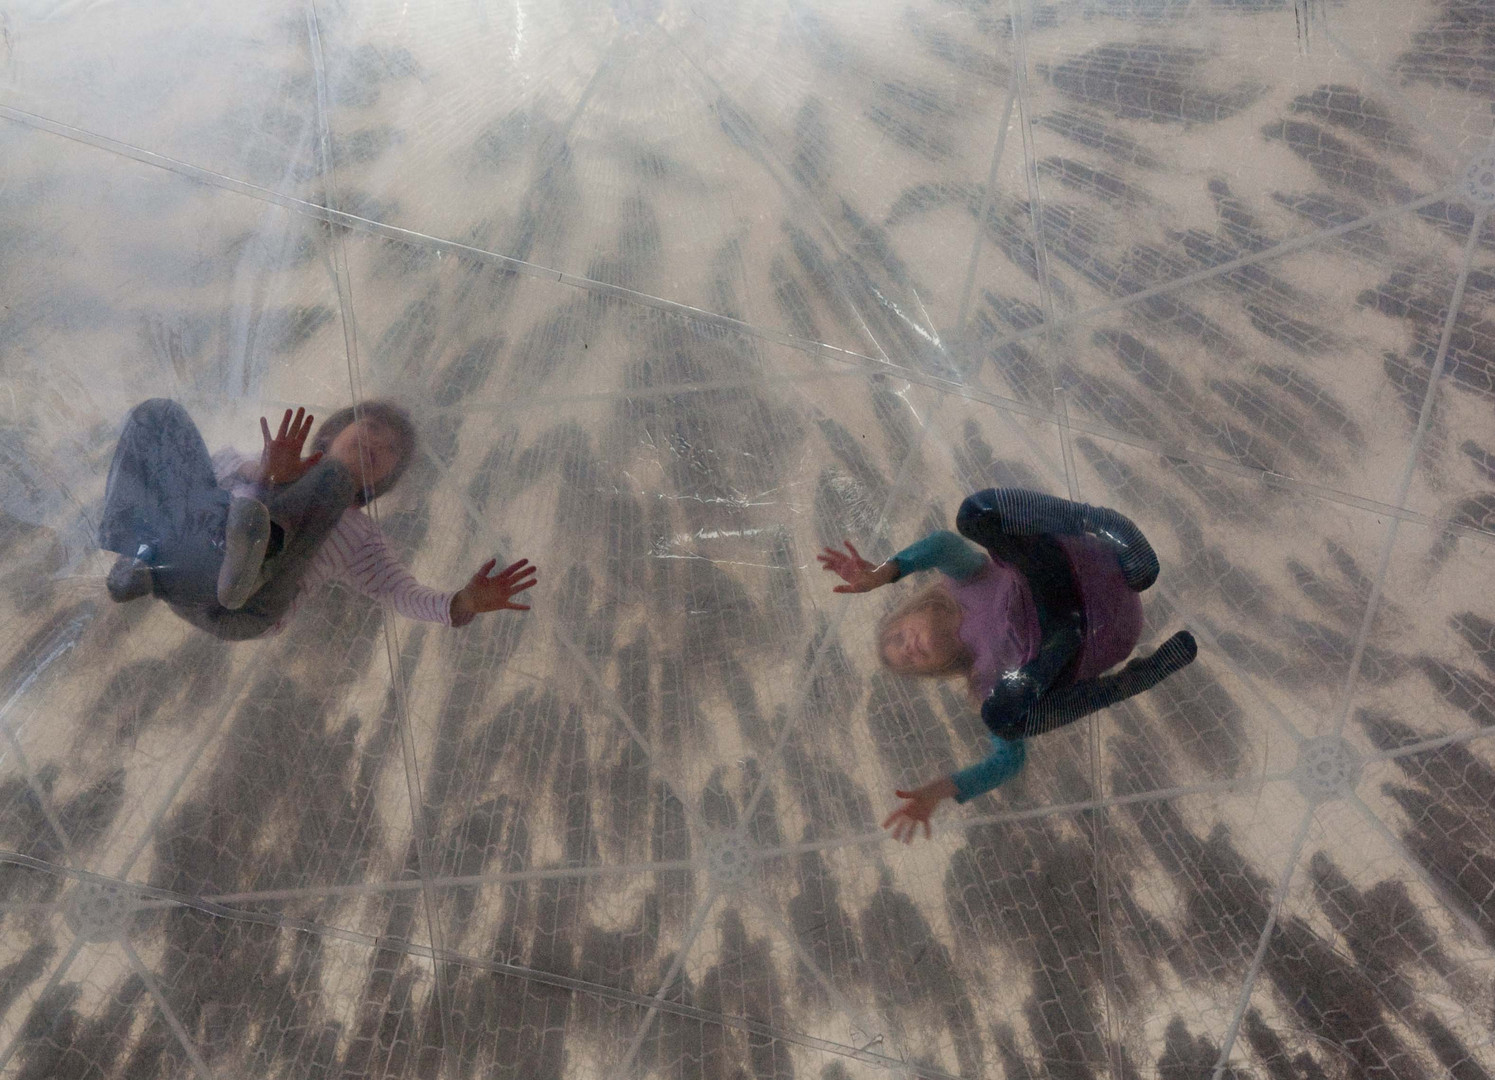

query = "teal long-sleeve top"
890;530;1030;803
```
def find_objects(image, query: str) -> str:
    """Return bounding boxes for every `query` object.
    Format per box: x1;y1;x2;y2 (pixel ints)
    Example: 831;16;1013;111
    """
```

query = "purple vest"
949;537;1145;698
949;559;1040;699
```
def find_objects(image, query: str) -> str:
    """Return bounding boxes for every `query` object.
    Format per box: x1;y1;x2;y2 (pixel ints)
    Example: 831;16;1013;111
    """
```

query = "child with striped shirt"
101;399;536;640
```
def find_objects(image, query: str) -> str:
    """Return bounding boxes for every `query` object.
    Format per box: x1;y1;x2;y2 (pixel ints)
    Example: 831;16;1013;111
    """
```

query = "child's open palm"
882;780;953;843
817;540;893;593
458;558;538;615
259;407;322;485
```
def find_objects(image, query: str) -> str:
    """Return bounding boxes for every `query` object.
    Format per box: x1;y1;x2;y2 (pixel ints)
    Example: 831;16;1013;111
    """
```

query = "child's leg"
99;399;222;557
216;496;272;610
168;460;357;640
994;630;1197;740
261;457;356;532
101;400;230;604
957;488;1159;592
225;460;358;623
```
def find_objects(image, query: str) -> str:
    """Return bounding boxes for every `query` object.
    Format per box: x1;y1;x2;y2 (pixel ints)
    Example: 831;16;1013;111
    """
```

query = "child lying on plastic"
820;488;1196;843
101;399;536;640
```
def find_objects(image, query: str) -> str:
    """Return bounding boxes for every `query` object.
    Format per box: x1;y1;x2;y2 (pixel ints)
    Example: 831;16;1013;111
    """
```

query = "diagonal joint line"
123;939;216;1080
1211;808;1316;1080
983;188;1455;359
955;72;1020;344
748;890;892;1057
618;883;719;1078
551;623;708;837
1366;724;1495;764
748;776;1285;864
0;726;78;868
1347;791;1489;945
302;0;453;1056
0;935;85;1073
1331;207;1489;738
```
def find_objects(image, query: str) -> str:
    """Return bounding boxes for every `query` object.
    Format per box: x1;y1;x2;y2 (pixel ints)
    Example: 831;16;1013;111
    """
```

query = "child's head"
877;584;971;678
311;400;417;506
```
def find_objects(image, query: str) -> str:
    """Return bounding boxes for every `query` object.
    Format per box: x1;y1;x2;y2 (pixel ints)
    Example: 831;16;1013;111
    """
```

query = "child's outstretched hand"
451;558;538;624
818;541;896;593
259;407;323;485
881;777;958;843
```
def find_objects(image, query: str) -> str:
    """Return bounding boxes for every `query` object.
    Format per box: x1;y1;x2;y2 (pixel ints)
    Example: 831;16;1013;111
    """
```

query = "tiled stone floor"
2;0;1494;1076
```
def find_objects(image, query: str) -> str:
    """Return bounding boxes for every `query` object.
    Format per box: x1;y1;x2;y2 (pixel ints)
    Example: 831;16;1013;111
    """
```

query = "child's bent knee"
131;398;187;425
956;489;997;535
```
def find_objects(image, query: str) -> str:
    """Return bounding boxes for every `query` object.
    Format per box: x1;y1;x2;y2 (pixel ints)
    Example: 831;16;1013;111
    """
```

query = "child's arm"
819;531;986;592
950;735;1027;802
887;530;987;581
334;511;538;627
882;738;1027;842
338;529;458;623
448;558;537;625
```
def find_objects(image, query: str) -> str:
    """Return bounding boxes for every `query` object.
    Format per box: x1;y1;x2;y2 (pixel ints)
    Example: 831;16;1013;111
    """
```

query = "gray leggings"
101;399;354;641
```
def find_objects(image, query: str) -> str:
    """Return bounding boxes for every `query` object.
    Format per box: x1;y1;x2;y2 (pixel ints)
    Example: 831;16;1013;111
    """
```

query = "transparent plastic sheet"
2;0;1495;1077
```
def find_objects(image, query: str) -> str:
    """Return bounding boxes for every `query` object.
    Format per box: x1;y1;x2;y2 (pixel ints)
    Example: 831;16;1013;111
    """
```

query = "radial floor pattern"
2;0;1495;1077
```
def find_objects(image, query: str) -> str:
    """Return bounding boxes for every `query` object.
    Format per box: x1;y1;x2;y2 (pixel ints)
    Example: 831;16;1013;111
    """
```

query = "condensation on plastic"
2;0;1495;1076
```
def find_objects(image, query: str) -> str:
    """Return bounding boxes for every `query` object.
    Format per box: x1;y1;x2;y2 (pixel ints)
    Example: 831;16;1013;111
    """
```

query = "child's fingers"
894;790;914;799
504;602;531;611
476;558;497;576
507;578;537;594
844;541;862;560
922;820;932;840
261;416;273;446
277;409;293;440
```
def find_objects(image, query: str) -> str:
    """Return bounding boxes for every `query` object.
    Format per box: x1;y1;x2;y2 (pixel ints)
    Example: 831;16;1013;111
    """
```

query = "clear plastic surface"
2;0;1494;1076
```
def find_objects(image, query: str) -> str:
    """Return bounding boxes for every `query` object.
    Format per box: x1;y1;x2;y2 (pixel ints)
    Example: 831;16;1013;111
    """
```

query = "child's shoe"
217;497;272;610
106;544;155;603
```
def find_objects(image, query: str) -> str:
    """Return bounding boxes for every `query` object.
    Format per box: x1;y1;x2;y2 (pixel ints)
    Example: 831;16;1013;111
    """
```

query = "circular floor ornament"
1292;736;1361;803
64;879;137;943
1461;146;1495;208
704;832;755;895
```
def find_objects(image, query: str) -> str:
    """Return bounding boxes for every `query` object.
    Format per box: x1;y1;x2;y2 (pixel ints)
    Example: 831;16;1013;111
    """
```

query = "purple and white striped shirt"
212;449;456;634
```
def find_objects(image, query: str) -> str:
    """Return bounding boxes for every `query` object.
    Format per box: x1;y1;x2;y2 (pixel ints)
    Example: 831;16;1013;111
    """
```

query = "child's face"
328;421;401;491
882;607;961;675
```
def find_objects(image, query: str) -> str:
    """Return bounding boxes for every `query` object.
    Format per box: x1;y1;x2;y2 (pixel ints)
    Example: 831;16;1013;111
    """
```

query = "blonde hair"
876;582;974;680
